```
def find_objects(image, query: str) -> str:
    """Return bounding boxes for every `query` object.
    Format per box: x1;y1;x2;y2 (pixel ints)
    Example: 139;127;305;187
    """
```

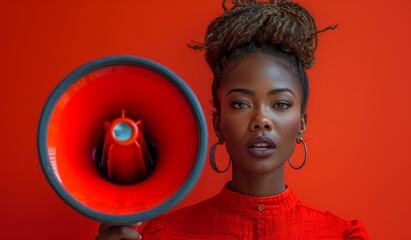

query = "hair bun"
199;0;319;69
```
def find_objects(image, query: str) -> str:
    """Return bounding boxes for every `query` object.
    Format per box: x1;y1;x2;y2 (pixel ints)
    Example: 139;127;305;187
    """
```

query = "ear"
213;111;224;144
298;112;307;139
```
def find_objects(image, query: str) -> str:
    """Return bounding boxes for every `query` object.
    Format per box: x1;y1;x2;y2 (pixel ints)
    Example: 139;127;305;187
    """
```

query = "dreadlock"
189;0;337;114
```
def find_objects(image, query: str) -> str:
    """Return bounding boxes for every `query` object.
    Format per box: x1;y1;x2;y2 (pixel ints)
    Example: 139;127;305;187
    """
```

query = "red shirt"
141;183;369;239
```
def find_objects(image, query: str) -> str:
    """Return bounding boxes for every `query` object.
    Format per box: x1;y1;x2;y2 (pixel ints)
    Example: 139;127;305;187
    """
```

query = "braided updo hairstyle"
189;0;337;114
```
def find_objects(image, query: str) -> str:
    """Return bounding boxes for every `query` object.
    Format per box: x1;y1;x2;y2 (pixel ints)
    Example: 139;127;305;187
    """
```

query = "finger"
96;226;141;240
99;222;142;233
127;221;143;227
98;223;117;233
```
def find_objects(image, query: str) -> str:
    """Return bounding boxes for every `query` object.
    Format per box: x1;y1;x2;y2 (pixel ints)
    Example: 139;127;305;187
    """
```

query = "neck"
229;162;286;197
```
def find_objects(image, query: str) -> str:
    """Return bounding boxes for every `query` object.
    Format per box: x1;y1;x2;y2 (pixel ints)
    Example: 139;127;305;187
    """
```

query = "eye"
231;101;251;109
273;101;291;110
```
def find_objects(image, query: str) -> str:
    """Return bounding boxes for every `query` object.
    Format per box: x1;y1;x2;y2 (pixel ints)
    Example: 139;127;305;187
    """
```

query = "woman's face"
214;52;306;175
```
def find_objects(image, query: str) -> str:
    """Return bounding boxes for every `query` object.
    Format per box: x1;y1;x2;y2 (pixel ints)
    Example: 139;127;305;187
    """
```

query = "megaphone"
37;55;208;223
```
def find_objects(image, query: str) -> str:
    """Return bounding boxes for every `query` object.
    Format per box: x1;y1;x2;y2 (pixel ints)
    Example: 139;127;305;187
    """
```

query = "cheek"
220;111;246;142
276;115;301;137
274;113;302;154
218;108;252;160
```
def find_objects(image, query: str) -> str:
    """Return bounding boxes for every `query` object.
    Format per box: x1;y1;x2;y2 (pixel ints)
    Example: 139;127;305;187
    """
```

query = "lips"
246;136;276;158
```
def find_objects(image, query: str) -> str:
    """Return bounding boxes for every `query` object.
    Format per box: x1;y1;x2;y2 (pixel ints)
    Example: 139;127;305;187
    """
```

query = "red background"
1;0;410;239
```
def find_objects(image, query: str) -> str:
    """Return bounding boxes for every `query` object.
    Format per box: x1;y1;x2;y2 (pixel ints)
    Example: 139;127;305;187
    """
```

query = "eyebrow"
226;88;295;96
226;88;255;96
267;88;295;96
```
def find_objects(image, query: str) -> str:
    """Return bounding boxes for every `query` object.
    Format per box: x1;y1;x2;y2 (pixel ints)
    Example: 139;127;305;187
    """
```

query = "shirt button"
257;204;264;211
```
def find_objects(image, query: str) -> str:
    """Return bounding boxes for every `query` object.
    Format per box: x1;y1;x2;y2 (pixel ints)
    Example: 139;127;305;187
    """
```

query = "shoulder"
140;194;219;239
293;199;369;239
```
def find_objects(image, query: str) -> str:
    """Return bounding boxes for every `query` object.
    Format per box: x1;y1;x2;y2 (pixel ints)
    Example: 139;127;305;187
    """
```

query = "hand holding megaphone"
96;222;142;240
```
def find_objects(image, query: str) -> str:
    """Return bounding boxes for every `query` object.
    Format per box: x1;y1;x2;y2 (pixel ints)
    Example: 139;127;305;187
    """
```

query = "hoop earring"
209;141;230;173
288;138;307;170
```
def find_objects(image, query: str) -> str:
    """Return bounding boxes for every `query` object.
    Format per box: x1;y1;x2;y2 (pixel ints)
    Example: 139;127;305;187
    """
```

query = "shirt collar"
216;182;298;216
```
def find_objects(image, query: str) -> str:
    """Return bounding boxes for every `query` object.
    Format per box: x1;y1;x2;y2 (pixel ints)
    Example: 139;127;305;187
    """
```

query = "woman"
96;0;369;239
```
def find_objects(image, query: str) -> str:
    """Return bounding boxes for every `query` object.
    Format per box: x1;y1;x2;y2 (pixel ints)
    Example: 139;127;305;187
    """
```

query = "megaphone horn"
37;55;207;223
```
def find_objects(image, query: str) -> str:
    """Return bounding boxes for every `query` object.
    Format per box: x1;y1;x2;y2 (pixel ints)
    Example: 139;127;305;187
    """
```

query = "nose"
249;107;273;131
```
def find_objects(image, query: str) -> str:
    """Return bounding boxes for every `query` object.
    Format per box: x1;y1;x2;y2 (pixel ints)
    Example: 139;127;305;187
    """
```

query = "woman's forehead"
220;53;300;93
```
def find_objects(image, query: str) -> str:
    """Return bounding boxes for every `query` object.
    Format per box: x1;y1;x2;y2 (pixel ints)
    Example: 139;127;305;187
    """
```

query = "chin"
233;156;286;175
